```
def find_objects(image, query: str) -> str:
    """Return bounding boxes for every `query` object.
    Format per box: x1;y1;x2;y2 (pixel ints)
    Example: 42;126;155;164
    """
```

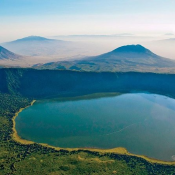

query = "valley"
1;65;175;174
1;1;175;174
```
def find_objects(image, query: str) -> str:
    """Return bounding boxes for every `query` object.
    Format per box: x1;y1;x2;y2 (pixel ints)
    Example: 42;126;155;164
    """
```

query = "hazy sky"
0;0;175;42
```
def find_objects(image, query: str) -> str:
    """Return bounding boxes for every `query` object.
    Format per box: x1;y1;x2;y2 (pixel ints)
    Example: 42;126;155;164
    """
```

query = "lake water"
16;93;175;161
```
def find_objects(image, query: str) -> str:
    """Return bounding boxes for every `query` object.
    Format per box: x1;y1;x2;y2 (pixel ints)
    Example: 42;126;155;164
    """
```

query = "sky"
0;0;175;42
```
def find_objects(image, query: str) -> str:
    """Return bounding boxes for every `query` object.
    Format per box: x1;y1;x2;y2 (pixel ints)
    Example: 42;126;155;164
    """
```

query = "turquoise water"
16;93;175;161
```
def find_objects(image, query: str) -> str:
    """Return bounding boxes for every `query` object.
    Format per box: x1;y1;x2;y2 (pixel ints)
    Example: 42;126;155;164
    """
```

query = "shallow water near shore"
16;93;175;161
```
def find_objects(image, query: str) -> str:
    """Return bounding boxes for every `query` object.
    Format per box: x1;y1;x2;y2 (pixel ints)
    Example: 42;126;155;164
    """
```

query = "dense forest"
0;68;175;174
1;68;175;99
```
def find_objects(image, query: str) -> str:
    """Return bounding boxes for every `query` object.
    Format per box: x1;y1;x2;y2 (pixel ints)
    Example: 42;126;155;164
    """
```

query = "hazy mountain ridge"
9;36;56;42
0;36;108;67
1;36;71;56
1;38;175;73
1;36;102;59
34;44;175;73
156;38;175;42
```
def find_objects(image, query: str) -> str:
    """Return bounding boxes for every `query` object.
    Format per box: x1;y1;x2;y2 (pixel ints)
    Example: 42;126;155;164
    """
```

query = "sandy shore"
12;100;36;145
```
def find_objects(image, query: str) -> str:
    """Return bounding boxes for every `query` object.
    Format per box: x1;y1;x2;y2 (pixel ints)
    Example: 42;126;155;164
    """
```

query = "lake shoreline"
12;100;36;145
12;93;175;165
36;92;122;102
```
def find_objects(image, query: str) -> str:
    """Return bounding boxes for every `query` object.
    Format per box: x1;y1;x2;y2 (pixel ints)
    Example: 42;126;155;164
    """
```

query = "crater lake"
15;93;175;161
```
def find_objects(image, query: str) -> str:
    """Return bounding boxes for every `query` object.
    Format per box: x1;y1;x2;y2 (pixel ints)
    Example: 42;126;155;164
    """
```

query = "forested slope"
0;68;175;99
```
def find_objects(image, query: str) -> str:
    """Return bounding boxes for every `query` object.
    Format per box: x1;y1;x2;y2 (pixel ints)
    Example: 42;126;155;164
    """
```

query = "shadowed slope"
0;46;22;60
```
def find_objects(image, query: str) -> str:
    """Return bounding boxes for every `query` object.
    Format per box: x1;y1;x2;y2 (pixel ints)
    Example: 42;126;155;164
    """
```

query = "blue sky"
0;0;149;15
0;0;175;42
1;0;174;16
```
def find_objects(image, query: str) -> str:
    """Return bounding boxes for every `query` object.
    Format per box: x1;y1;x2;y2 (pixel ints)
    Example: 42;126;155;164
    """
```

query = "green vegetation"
1;68;175;99
0;93;175;174
1;68;175;174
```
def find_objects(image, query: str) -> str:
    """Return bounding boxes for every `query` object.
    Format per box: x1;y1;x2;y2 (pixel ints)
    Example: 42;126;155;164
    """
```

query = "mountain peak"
112;44;151;54
24;36;50;40
12;36;54;43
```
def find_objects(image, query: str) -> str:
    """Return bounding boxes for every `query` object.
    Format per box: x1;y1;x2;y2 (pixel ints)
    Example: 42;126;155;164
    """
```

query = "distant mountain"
86;44;160;61
3;36;124;62
1;36;107;67
10;36;55;42
0;46;21;60
34;44;175;73
152;38;175;45
1;36;72;56
158;38;175;42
